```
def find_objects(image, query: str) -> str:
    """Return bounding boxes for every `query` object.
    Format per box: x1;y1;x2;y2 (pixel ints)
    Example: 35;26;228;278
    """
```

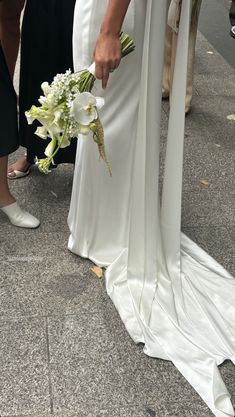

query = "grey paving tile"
162;99;170;114
1;415;50;417
155;402;213;417
220;361;235;405
194;73;235;97
48;311;200;414
195;32;234;76
119;403;214;417
0;317;50;415
0;230;69;258
50;356;215;416
194;46;234;77
182;227;235;275
73;411;119;417
161;108;169;131
119;407;149;417
40;199;71;232
48;306;134;364
0;402;215;417
48;408;121;417
1;414;51;417
0;258;104;318
18;162;74;202
160;127;234;192
182;133;234;191
181;191;234;227
189;95;235;122
185;111;234;154
0;364;50;416
0;317;47;366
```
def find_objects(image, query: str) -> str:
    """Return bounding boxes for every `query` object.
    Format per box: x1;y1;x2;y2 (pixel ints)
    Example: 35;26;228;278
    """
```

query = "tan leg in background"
162;0;172;98
0;0;25;79
185;0;202;113
163;0;202;112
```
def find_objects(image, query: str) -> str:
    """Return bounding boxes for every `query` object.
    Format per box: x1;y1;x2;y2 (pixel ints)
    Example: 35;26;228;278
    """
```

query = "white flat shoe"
0;202;40;229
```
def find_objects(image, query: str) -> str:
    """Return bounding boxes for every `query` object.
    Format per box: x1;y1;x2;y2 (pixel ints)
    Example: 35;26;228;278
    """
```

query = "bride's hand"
93;32;121;89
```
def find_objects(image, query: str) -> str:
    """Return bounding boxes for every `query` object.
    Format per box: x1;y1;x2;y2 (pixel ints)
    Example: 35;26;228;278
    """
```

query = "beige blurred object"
163;0;202;113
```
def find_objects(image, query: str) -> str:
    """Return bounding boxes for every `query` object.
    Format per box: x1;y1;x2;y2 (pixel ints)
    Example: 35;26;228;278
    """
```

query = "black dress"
19;0;77;164
0;45;19;158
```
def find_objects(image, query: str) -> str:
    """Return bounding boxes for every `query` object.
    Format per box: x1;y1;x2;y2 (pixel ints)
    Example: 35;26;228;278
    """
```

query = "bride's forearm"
100;0;132;36
93;0;132;88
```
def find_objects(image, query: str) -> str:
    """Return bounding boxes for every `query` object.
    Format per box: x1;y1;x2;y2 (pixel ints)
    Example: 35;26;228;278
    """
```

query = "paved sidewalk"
0;32;234;417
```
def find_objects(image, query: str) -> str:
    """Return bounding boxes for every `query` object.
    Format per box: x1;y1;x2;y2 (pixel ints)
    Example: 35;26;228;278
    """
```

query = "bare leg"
163;0;202;113
0;0;25;79
162;23;173;98
0;155;40;227
0;155;15;207
162;0;172;98
0;0;31;179
185;0;202;113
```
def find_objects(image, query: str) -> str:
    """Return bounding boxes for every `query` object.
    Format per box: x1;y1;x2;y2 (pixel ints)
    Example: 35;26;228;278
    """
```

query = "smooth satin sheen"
69;1;235;416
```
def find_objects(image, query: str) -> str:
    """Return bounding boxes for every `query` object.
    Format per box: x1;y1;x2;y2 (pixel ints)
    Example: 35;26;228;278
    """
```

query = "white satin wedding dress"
68;1;235;416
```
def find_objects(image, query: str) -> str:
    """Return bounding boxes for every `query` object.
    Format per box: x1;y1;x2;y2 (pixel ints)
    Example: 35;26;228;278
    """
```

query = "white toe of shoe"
1;202;40;229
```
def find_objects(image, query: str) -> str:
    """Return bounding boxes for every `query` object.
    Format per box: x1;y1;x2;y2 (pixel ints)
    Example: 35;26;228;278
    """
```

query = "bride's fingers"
95;59;120;88
95;62;103;81
95;63;110;89
102;67;110;89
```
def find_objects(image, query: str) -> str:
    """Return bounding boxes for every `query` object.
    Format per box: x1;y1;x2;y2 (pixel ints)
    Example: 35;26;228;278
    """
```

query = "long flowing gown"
68;1;235;416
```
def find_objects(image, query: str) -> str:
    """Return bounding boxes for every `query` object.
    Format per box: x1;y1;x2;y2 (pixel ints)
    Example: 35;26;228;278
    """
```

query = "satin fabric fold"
69;1;235;416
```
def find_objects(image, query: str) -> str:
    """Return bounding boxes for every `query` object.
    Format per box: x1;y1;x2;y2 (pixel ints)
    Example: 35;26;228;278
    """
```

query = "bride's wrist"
100;24;120;38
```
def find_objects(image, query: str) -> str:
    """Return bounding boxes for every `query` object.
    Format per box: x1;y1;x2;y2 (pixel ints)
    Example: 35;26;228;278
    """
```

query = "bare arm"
93;0;131;88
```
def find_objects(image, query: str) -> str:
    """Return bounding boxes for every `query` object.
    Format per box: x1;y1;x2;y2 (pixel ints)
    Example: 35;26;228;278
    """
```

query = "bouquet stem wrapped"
26;33;135;175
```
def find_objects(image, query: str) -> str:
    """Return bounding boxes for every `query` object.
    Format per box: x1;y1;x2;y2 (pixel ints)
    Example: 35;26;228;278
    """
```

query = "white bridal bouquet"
26;33;135;175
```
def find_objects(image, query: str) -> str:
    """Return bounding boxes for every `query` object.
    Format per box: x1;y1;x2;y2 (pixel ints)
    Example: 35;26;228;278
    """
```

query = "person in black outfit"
230;0;235;38
8;0;77;179
0;17;39;227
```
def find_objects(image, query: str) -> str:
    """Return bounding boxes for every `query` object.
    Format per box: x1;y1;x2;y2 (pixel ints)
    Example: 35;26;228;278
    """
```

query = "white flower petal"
41;82;51;95
77;92;96;106
95;97;105;110
60;136;71;148
35;126;48;139
78;109;96;125
25;111;35;125
77;124;91;135
44;137;57;157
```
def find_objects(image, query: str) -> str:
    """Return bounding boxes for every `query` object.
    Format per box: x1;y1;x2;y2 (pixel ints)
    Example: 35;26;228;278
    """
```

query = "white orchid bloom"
70;92;104;126
44;137;57;157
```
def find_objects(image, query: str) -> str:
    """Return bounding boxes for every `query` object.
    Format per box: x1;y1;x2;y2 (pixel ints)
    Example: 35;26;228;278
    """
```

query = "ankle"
0;193;16;209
